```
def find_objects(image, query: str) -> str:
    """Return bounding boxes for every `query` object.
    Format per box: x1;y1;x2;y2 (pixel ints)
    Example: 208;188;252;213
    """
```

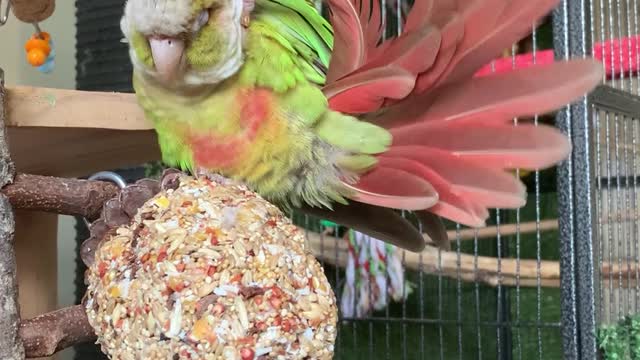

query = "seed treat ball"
84;175;338;359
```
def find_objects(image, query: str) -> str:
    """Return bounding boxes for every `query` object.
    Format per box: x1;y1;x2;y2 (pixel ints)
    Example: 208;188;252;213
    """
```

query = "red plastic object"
474;34;640;78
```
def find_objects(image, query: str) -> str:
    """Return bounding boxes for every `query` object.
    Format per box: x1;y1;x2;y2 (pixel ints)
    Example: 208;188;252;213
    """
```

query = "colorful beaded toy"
24;26;54;73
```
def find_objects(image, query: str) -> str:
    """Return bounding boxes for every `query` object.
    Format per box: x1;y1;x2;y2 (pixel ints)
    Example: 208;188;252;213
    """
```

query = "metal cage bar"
555;0;640;358
553;1;598;359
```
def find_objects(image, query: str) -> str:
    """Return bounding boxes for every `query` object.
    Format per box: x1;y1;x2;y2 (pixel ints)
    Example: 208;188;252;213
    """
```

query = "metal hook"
83;171;128;228
0;0;10;26
32;22;42;38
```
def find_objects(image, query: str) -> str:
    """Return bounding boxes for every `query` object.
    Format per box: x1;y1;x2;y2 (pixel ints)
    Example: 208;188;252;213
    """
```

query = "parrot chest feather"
134;74;353;208
188;88;272;169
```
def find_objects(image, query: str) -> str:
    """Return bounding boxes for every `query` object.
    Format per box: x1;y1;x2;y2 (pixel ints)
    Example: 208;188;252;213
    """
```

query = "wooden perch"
19;305;95;359
5;86;159;177
2;173;120;221
309;232;640;289
6;86;149;131
438;219;559;244
598;263;640;289
0;80;24;359
307;232;562;288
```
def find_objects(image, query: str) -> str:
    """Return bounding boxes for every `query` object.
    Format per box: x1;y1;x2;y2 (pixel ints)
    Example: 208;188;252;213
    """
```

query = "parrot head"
120;0;252;88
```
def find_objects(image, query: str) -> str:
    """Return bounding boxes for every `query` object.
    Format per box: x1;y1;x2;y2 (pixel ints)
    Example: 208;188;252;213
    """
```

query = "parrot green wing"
260;0;333;70
243;0;333;88
239;0;391;172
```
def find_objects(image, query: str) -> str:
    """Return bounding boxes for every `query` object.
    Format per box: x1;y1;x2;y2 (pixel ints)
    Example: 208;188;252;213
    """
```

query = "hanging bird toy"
0;0;56;73
24;24;55;73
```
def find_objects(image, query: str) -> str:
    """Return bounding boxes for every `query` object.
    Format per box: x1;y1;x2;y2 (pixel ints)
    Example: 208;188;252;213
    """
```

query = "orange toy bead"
24;32;51;57
27;49;47;67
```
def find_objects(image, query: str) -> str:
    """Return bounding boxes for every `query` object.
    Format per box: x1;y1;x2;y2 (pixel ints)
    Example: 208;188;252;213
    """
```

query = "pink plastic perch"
475;35;640;78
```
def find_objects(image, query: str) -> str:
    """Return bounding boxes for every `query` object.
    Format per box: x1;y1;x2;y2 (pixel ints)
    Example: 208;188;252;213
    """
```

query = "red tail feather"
403;13;466;94
358;0;384;49
325;0;366;83
322;0;604;228
360;24;441;75
324;66;415;113
437;0;562;87
375;60;603;130
390;123;572;170
343;157;439;210
403;0;433;32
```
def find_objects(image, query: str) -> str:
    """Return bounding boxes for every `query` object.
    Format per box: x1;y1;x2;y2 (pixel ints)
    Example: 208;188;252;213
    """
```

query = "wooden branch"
599;263;640;289
598;209;640;224
309;231;640;289
455;271;560;288
306;232;562;288
602;262;640;279
440;219;559;243
19;305;95;359
2;173;120;221
0;80;24;359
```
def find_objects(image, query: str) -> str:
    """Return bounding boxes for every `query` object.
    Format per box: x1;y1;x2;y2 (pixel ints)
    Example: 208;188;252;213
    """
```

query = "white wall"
0;2;77;359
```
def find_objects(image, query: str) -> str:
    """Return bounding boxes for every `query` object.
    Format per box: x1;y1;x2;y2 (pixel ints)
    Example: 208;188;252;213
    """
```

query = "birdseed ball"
84;175;338;359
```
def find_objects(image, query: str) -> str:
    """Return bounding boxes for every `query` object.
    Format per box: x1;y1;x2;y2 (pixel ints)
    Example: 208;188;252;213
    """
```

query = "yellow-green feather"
238;22;309;92
186;22;228;70
131;31;154;68
256;0;333;69
245;1;391;153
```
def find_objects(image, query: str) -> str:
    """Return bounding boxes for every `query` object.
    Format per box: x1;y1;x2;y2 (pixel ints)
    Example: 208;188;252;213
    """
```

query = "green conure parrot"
120;0;603;252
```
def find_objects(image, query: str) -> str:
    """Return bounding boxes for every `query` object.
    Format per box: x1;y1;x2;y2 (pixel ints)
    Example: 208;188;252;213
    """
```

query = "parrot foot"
194;168;242;187
241;0;254;28
205;173;237;186
241;12;251;28
193;167;207;180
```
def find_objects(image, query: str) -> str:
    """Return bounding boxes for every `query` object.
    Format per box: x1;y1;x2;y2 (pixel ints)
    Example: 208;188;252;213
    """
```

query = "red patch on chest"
190;136;241;168
189;89;273;169
240;89;271;132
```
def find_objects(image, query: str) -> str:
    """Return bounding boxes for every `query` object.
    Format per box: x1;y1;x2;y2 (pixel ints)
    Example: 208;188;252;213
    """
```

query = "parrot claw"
241;0;254;28
194;168;244;187
241;13;251;28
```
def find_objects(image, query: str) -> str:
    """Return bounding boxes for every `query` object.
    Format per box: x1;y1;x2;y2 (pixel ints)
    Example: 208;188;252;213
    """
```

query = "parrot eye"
192;9;210;33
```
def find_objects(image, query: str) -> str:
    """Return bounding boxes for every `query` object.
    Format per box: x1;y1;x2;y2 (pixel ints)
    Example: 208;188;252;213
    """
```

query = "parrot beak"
149;36;185;83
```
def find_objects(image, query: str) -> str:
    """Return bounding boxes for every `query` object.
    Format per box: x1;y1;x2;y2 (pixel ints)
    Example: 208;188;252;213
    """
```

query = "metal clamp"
0;0;10;26
83;171;127;227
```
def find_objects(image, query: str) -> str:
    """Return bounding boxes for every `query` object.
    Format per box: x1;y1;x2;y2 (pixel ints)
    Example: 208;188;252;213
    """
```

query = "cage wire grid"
591;0;640;332
554;0;640;358
300;1;563;360
72;0;640;359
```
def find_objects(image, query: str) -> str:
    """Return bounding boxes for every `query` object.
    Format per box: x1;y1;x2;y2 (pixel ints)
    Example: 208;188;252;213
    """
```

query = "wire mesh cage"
297;1;566;360
553;0;640;358
590;86;640;354
72;0;640;359
590;0;640;328
591;0;640;95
